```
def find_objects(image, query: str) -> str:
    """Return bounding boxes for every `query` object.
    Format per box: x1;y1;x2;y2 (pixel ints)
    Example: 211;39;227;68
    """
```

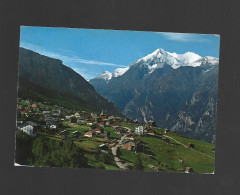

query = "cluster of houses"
83;125;110;139
17;99;171;153
68;110;125;127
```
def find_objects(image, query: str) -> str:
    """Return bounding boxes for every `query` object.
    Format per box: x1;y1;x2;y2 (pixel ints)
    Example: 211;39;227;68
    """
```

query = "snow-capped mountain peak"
96;67;129;82
136;48;217;71
112;67;129;77
94;48;218;81
96;71;112;81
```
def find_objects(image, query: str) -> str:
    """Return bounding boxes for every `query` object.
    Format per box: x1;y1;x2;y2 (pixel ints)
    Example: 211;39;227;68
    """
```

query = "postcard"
15;26;220;173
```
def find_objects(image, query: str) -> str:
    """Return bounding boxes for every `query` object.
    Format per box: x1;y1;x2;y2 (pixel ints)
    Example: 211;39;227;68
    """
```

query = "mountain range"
18;47;123;116
90;48;219;142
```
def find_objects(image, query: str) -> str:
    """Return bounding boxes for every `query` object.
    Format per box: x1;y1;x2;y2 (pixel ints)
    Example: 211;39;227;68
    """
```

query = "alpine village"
15;47;216;174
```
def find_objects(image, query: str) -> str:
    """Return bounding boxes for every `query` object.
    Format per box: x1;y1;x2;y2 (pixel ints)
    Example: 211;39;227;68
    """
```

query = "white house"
50;124;57;129
74;112;80;118
135;125;144;135
18;124;36;137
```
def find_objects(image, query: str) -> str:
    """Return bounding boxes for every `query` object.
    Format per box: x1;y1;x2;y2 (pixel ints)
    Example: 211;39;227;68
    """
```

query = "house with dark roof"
147;129;156;136
147;120;157;127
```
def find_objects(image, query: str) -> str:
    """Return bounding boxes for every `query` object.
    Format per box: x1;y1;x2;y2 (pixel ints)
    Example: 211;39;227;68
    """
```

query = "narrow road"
163;135;214;160
111;129;130;169
163;135;187;148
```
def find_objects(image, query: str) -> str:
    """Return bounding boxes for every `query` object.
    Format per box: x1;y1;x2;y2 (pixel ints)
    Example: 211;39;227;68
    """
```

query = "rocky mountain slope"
18;47;123;116
90;48;219;142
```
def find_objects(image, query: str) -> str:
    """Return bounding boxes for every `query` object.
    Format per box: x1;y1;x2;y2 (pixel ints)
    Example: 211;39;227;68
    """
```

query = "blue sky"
19;26;220;80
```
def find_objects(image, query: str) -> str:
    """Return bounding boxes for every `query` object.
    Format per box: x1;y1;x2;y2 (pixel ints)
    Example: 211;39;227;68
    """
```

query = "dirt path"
163;135;214;160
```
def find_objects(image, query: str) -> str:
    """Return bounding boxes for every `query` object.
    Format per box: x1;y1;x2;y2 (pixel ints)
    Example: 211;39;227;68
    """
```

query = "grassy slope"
62;121;215;173
118;126;215;173
31;117;215;173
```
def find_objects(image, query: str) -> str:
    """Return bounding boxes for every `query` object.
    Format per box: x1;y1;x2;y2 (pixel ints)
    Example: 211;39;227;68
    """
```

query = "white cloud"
20;41;127;68
156;32;210;42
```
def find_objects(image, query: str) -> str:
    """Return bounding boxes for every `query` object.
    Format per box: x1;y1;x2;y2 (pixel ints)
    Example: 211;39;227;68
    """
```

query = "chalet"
20;110;28;115
87;122;93;126
147;120;157;127
185;167;194;173
104;130;110;138
92;127;102;134
114;117;122;122
135;125;144;135
104;119;114;127
88;117;95;123
70;117;77;124
73;131;81;138
80;111;91;119
17;105;22;109
147;129;155;136
65;115;74;120
120;140;137;151
115;127;123;134
25;105;31;110
50;124;57;129
100;114;108;120
121;144;132;151
109;122;118;127
18;124;36;137
108;115;115;120
84;131;96;138
74;112;80;118
91;113;98;118
164;129;170;134
100;110;108;119
32;104;38;108
188;143;195;148
52;110;61;117
97;121;105;127
128;134;135;140
44;106;50;111
78;119;87;124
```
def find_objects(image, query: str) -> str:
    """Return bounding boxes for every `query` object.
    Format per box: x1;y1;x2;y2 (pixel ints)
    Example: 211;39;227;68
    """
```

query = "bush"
32;137;88;168
15;130;34;165
133;154;144;171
